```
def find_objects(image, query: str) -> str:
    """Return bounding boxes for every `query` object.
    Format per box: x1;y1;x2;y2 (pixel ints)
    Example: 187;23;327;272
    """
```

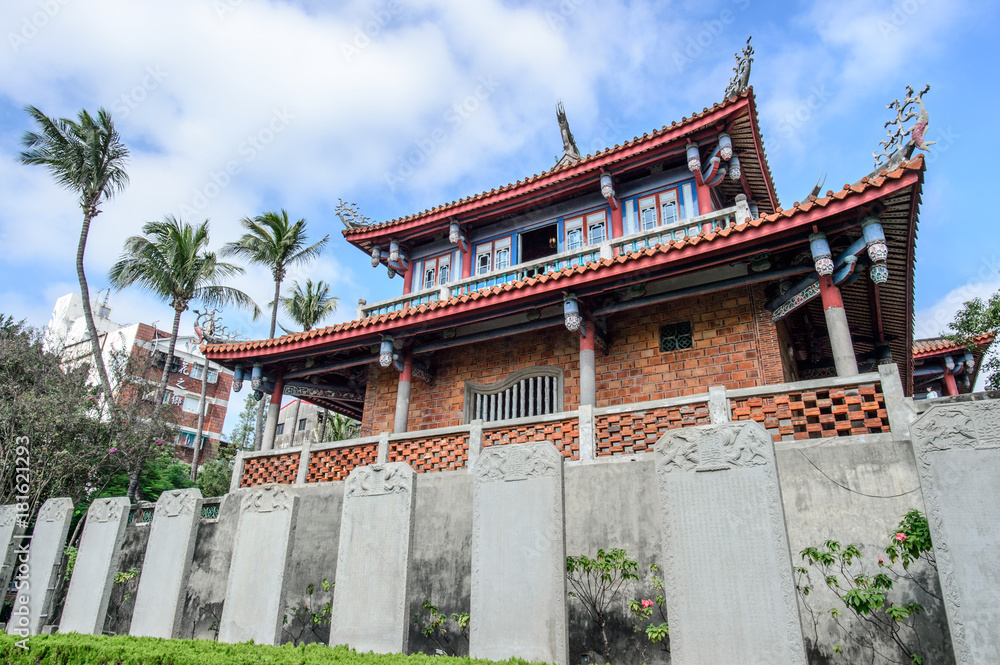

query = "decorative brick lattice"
482;418;579;459
595;404;711;456
240;452;300;487
730;383;890;442
306;443;379;483
388;434;470;473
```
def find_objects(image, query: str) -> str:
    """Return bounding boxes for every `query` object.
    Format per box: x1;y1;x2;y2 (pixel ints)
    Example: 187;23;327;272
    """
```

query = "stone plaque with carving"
911;400;1000;665
655;422;806;664
131;488;203;638
219;485;299;645
7;498;73;637
470;442;568;665
61;497;131;635
331;463;416;653
0;504;22;605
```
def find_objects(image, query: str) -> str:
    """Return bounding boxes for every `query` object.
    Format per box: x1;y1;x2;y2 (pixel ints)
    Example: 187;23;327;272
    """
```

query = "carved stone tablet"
470;442;568;665
911;401;1000;665
60;497;131;635
130;488;203;638
330;463;416;653
655;422;806;664
218;485;298;645
0;504;23;604
6;498;73;637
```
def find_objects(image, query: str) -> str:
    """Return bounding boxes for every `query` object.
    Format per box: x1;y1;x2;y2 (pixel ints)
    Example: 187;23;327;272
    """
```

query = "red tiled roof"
205;156;926;360
343;89;775;240
913;333;995;358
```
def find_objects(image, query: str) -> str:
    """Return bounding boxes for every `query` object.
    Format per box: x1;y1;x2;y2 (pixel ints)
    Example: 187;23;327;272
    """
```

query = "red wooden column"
262;368;285;451
394;350;413;433
942;361;959;396
811;233;858;377
610;203;624;239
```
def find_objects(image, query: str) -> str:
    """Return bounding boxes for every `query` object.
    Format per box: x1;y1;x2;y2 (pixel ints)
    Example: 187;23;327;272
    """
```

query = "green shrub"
0;633;547;665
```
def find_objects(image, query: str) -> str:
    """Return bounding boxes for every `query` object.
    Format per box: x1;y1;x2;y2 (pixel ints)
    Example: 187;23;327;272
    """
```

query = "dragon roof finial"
873;84;933;171
336;198;376;229
724;37;754;100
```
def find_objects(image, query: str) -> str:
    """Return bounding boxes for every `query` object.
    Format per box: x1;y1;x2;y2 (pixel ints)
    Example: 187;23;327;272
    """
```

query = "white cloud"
913;278;1000;341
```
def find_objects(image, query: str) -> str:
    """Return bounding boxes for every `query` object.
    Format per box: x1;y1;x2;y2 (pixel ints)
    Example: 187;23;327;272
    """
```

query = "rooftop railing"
233;365;908;489
359;206;738;319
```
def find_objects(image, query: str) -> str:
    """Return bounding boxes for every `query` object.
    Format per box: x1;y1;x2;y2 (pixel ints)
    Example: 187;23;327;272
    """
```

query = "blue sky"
1;0;998;433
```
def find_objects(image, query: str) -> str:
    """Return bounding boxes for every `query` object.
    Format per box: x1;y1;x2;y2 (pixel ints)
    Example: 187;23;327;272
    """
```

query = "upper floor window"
631;183;694;234
475;237;512;275
565;211;608;250
587;212;607;244
417;252;453;290
276;423;285;435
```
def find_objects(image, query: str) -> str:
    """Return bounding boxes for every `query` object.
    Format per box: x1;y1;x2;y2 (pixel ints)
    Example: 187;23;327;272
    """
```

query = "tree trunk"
76;209;115;402
318;408;328;442
155;307;184;405
189;357;210;482
288;398;302;447
126;466;141;501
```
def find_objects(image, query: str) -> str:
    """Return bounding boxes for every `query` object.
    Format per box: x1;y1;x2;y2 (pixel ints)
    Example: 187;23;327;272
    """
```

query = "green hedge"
0;634;541;665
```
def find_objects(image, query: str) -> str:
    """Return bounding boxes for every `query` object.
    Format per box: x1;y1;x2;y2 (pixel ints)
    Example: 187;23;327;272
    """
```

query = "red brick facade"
360;285;786;436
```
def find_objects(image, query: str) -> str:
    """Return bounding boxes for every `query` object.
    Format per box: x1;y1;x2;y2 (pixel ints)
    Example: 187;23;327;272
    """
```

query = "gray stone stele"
470;441;568;665
6;498;73;637
911;400;1000;665
218;485;298;645
0;504;24;600
655;421;807;665
130;488;203;638
60;497;131;635
330;463;416;653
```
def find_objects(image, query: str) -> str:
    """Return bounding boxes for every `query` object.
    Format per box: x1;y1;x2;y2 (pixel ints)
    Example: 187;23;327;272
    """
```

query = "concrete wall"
78;432;957;664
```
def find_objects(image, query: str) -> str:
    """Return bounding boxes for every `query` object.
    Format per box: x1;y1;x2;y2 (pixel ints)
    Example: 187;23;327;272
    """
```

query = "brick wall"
360;285;787;436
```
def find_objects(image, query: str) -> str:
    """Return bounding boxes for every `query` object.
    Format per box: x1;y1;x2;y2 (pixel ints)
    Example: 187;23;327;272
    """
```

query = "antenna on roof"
724;36;754;100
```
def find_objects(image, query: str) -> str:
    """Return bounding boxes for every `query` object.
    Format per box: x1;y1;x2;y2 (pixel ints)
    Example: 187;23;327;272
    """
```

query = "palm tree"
110;216;260;404
222;210;328;448
277;279;339;446
109;216;259;498
278;279;339;332
19;106;130;401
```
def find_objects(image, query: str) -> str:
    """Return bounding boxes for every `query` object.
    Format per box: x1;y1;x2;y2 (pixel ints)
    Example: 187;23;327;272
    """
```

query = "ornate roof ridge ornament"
335;198;376;229
723;36;754;100
555;100;581;167
873;84;933;171
193;308;240;346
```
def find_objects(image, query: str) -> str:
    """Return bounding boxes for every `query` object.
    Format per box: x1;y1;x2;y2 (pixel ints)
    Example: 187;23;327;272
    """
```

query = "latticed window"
660;321;693;352
464;367;564;423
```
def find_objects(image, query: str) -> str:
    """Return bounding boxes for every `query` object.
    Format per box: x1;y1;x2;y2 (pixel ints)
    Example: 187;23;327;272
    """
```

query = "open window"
519;223;559;263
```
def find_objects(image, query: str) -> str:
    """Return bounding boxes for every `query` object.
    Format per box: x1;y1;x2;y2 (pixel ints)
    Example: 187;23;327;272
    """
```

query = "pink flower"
640;599;653;608
894;533;907;543
878;557;884;564
109;448;118;454
156;441;164;446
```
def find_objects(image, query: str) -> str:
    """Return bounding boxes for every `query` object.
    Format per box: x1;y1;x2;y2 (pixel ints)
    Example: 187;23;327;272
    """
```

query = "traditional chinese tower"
205;43;929;457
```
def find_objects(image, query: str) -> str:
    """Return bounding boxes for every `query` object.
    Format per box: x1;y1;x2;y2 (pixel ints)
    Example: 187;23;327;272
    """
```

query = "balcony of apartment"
232;363;911;490
358;205;740;320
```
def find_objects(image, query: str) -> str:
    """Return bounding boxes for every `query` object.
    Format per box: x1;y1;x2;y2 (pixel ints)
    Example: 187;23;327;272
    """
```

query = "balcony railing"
360;206;739;319
233;366;906;489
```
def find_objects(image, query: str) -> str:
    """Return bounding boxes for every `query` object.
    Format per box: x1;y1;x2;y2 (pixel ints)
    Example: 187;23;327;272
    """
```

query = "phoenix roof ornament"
724;37;754;100
336;198;375;229
194;309;240;345
555;100;581;166
873;84;934;171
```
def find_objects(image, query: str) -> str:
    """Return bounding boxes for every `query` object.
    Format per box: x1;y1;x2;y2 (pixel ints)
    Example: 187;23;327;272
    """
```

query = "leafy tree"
229;393;258;450
566;548;640;663
222;210;328;449
19;105;130;401
195;447;236;498
944;291;1000;390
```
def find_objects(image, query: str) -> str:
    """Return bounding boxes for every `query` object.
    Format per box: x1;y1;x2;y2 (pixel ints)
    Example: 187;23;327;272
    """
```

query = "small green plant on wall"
627;563;670;664
282;578;333;646
412;600;469;656
566;548;640;664
795;510;939;665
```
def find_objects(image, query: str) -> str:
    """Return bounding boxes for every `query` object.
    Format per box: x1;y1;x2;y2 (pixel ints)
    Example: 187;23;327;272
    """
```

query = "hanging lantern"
686;142;701;174
808;233;835;277
389;240;400;263
379;338;394;368
944;355;956;372
718;133;733;161
964;352;975;372
449;222;461;245
563;294;581;332
250;363;263;391
600;172;615;201
371;247;382;268
233;365;244;393
728;154;741;180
